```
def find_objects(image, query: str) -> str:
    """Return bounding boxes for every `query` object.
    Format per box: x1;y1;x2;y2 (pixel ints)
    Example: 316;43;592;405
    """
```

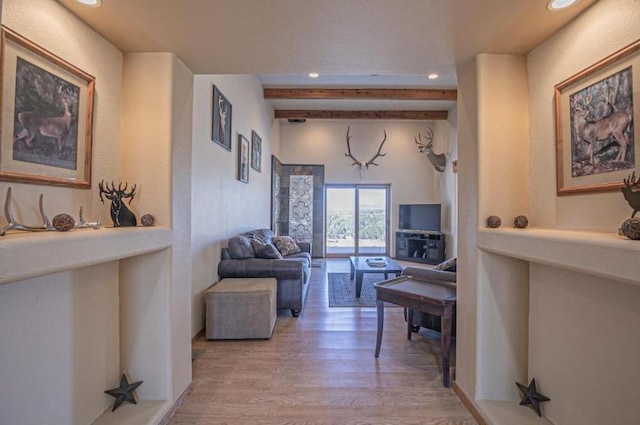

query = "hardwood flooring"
170;260;476;425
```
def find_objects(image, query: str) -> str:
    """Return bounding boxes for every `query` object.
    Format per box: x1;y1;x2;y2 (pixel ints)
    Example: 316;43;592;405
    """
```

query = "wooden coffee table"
374;275;457;387
349;256;402;297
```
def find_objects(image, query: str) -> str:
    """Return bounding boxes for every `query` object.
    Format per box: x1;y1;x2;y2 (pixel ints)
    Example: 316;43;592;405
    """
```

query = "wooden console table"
374;275;457;387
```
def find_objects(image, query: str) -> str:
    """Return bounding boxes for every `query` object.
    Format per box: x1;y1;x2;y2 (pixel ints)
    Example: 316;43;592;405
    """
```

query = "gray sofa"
402;260;456;334
217;229;311;317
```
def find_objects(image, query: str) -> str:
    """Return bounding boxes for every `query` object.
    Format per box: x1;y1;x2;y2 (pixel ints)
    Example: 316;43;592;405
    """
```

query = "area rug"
328;272;401;307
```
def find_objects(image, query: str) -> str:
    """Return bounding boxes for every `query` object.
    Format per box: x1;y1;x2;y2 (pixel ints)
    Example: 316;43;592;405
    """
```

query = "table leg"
356;271;364;297
407;308;413;340
375;299;384;358
350;261;354;280
384;272;389;279
441;304;454;388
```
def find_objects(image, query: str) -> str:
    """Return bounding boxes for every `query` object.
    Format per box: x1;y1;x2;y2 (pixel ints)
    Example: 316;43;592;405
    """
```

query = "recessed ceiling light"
308;72;319;78
428;73;439;80
547;0;579;11
74;0;102;6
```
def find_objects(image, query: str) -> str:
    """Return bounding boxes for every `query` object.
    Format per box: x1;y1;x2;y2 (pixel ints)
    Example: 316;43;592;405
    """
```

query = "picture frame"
0;26;95;188
251;130;262;172
212;85;232;151
554;38;640;195
238;134;249;183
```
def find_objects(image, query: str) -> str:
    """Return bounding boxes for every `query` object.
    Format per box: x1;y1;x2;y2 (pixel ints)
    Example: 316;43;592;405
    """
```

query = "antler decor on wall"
344;126;387;178
415;128;446;172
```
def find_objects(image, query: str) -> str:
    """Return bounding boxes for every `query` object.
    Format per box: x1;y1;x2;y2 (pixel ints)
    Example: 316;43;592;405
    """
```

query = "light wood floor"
170;259;476;425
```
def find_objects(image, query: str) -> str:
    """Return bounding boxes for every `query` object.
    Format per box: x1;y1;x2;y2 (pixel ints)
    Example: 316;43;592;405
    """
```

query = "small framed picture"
251;130;262;172
212;85;232;151
238;134;249;183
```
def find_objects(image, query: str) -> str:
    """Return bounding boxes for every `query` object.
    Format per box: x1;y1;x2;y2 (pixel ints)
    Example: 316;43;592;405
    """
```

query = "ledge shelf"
477;227;640;286
0;226;172;285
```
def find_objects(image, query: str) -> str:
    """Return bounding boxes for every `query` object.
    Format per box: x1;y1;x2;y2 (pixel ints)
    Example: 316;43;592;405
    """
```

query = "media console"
395;230;445;265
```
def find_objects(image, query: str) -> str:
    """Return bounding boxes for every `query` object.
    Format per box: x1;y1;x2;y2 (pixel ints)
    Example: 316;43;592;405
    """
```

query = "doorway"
325;184;390;257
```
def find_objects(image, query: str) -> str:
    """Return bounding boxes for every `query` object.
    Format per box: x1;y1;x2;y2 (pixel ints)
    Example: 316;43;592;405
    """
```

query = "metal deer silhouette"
415;128;446;172
99;180;137;227
344;126;387;178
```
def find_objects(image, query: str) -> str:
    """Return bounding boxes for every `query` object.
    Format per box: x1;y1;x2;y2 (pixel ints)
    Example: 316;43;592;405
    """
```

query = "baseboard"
453;381;489;425
157;383;194;425
192;328;205;342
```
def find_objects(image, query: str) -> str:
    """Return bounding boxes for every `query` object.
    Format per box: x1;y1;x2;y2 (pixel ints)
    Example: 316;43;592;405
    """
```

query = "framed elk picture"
212;85;232;151
555;38;640;195
0;27;95;188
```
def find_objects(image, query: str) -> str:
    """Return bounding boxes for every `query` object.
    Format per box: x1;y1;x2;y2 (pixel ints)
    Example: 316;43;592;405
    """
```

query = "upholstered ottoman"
205;278;277;339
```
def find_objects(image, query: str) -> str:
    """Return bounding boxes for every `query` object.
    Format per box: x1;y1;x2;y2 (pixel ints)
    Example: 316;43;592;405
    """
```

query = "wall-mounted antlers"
344;126;387;177
415;128;446;172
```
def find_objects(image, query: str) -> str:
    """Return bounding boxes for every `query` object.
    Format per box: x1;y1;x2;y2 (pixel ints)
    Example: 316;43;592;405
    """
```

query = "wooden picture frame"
212;85;232;151
554;39;640;195
238;134;249;183
0;26;95;188
251;130;262;172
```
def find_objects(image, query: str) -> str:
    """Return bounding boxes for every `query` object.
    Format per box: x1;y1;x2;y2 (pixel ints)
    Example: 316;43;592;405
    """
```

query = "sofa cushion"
251;240;284;259
243;229;274;245
228;236;256;259
272;236;301;256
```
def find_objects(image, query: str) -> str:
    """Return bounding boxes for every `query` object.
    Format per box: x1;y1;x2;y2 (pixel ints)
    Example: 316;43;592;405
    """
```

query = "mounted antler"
415;128;446;172
344;126;388;178
99;180;138;227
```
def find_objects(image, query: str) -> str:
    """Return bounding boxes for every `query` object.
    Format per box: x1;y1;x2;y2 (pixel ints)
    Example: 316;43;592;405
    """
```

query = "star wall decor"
105;373;143;412
516;378;550;417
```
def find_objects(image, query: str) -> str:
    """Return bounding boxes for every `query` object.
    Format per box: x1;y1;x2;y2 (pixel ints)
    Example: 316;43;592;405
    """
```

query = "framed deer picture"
555;38;640;195
0;26;95;188
212;85;232;151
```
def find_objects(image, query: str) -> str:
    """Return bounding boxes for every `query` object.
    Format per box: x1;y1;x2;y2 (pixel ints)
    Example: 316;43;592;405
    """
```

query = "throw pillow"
434;257;457;272
227;236;256;259
251;240;283;259
272;236;301;256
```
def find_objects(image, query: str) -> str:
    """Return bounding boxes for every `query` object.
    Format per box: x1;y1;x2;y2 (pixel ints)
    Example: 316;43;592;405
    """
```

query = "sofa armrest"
218;258;304;280
401;266;456;284
296;242;311;255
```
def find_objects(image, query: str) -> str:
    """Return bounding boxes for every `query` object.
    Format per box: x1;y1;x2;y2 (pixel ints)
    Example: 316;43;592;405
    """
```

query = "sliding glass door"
325;185;389;256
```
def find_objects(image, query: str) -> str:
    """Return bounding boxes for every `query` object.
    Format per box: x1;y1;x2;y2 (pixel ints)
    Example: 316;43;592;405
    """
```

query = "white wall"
278;119;456;255
191;75;275;336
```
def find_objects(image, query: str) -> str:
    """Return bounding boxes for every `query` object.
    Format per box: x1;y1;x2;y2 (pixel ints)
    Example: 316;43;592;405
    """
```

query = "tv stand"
395;230;445;265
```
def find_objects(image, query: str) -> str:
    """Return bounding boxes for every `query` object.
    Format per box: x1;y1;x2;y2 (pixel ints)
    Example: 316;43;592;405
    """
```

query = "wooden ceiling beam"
274;110;448;120
265;88;457;101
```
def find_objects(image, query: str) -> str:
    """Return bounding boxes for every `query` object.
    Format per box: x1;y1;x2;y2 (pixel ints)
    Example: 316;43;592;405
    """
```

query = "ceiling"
56;0;597;117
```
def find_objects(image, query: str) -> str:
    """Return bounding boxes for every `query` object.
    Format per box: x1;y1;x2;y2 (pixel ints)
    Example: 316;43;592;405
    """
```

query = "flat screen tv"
399;204;441;232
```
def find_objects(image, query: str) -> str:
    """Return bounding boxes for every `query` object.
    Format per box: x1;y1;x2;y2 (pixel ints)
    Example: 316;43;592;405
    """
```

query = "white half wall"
191;75;275;336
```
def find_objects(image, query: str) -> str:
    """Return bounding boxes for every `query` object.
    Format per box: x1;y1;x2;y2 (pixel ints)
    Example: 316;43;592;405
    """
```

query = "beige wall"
190;74;275;336
278;119;456;255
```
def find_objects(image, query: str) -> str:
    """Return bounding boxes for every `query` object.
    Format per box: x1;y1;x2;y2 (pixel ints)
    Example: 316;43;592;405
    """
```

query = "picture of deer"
212;86;232;150
344;126;387;178
569;68;634;176
14;85;75;153
414;127;446;172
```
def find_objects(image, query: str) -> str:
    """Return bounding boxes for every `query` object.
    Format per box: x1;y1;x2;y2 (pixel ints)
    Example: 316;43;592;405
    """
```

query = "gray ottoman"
205;278;277;339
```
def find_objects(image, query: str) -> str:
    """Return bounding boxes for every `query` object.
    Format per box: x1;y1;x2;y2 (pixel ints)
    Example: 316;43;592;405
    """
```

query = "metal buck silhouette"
415;128;446;172
99;180;137;227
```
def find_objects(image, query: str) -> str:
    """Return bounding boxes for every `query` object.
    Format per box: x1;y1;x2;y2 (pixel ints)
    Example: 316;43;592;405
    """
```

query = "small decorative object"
0;187;55;236
99;180;137;227
251;130;262;172
52;213;75;231
141;213;155;227
514;215;529;228
0;27;95;188
620;218;640;240
74;206;101;229
516;378;550;417
486;215;502;228
238;134;250;183
621;172;640;218
554;38;639;195
212;85;232;151
104;373;143;412
415;128;446;172
344;126;387;178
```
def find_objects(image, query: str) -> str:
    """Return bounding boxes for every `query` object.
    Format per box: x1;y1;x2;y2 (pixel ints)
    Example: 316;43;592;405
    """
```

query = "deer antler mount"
344;126;387;178
415;128;446;172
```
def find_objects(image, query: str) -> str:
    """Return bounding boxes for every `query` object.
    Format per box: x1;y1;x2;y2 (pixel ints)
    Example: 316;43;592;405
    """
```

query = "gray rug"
328;272;401;307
